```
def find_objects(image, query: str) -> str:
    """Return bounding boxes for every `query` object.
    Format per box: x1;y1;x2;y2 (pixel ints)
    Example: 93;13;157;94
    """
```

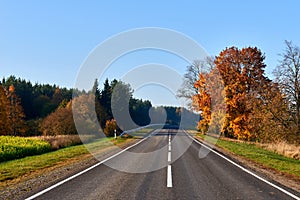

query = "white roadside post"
114;129;117;139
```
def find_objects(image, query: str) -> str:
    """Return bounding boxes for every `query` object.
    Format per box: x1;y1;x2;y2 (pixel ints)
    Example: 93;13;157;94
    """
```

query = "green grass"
0;136;52;162
198;134;300;177
0;137;129;183
217;140;300;177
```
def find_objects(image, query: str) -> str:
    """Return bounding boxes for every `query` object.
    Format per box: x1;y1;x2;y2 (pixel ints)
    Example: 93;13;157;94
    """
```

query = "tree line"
0;76;190;137
184;41;300;144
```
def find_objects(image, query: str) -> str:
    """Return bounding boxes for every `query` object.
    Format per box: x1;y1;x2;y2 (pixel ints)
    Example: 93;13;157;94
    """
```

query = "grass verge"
0;137;130;183
196;133;300;178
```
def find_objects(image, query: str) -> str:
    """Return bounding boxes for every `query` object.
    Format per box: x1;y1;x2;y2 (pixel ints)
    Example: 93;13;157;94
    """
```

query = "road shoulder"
193;135;300;194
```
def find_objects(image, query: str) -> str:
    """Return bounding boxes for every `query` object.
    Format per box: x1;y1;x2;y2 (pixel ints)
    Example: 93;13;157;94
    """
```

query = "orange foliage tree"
0;84;26;136
7;85;26;135
192;56;226;135
104;119;120;137
41;100;77;136
215;47;269;140
0;84;11;135
193;73;211;133
250;82;291;142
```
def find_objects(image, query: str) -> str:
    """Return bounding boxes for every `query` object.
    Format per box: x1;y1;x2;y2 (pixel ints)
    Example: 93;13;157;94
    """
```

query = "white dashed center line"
168;151;171;162
167;165;173;187
167;133;173;188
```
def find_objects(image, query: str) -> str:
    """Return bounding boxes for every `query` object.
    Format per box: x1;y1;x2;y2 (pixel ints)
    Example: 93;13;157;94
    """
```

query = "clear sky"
1;1;300;106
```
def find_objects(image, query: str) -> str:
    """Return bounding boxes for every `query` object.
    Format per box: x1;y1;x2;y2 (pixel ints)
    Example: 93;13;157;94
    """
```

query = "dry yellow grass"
200;133;300;160
258;142;300;160
31;135;96;150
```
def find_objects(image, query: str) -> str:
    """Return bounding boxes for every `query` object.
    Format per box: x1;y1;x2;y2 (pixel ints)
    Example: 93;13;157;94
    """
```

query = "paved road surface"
26;129;300;200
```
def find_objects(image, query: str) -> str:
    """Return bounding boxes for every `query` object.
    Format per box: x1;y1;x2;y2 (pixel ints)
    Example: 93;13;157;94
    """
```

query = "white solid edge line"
167;165;173;187
184;131;300;200
168;151;171;162
25;135;151;200
168;144;171;151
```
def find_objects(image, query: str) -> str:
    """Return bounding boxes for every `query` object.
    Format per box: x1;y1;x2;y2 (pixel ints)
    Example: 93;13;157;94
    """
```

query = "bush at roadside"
104;119;121;137
35;135;96;150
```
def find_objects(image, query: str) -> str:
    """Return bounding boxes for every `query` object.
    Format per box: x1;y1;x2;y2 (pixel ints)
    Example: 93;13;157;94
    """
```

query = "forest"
0;76;188;137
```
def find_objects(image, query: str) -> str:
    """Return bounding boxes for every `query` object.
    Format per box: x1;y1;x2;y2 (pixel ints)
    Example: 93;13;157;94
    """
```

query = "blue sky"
1;1;300;106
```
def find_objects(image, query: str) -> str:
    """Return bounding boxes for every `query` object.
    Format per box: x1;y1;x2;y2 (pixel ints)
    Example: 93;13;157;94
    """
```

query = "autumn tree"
215;46;269;140
192;63;225;134
3;76;35;119
104;119;120;137
193;73;211;133
0;85;11;135
274;41;300;139
249;82;291;142
72;94;100;135
41;101;77;136
7;85;26;135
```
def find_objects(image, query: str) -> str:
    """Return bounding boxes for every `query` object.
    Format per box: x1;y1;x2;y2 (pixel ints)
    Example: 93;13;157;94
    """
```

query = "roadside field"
0;136;52;162
0;137;131;183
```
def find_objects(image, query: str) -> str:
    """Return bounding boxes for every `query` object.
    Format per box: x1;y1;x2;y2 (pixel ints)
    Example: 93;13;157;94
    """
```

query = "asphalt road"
27;129;299;200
